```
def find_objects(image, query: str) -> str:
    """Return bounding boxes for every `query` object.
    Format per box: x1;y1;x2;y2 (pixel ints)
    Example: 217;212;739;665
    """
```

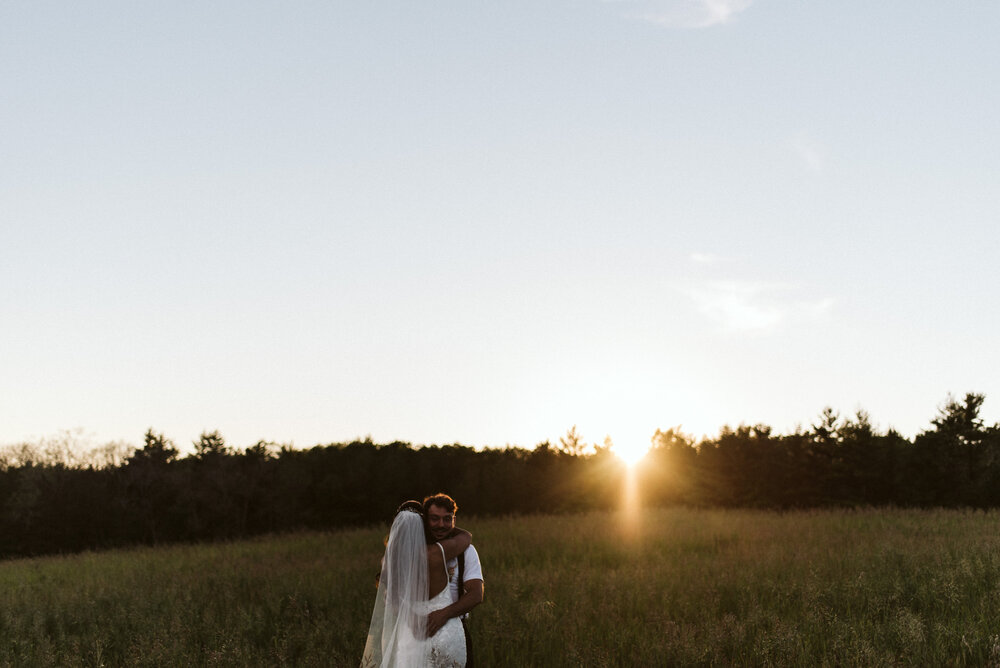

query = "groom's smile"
427;504;455;541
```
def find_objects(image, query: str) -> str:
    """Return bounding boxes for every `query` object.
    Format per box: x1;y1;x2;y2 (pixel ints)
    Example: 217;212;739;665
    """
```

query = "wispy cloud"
682;280;785;331
690;251;723;264
791;133;826;173
678;274;834;333
800;297;835;321
609;0;753;29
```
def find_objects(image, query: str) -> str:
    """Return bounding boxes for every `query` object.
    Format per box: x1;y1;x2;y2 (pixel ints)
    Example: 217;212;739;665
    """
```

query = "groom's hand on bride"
426;609;450;637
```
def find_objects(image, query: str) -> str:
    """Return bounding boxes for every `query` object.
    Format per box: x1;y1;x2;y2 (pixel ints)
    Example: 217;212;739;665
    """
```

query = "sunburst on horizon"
614;441;651;468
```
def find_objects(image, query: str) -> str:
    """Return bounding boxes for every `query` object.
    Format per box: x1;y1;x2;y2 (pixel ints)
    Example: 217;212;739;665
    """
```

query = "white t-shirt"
446;544;483;612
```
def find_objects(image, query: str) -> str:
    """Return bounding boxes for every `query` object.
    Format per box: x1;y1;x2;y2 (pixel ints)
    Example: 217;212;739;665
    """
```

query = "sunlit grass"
3;508;1000;665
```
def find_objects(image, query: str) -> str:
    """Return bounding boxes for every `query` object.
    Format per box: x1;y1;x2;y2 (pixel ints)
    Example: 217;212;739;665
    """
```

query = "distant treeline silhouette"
0;392;996;558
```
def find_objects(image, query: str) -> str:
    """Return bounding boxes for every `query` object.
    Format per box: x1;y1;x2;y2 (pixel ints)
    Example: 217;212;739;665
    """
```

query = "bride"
361;507;471;667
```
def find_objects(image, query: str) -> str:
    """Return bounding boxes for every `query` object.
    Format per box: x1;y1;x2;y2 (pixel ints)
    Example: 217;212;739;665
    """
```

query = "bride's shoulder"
427;541;446;563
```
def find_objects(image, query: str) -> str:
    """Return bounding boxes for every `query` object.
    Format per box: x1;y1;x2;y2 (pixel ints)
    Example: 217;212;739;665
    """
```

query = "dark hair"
422;493;458;515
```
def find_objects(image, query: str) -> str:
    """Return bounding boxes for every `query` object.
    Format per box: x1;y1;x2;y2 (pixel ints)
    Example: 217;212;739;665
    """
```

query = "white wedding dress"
420;562;467;668
361;512;467;668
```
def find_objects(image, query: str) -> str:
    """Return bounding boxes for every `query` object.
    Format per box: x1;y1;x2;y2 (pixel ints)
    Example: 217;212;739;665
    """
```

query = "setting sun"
615;443;650;468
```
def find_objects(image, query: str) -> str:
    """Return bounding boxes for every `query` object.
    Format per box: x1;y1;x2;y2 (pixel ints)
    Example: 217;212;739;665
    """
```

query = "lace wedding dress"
420;583;467;668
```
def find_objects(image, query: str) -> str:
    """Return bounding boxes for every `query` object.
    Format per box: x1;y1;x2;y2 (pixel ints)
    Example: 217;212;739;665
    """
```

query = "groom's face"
426;503;455;541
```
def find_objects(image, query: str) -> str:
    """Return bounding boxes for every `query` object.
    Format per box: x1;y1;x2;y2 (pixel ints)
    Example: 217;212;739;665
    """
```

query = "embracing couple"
361;493;484;668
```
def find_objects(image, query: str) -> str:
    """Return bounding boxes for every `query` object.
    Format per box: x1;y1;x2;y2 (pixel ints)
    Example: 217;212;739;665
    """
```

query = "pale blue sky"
3;1;999;458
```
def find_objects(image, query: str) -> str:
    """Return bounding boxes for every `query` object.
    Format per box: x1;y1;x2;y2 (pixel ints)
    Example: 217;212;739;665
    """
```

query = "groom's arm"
426;579;484;637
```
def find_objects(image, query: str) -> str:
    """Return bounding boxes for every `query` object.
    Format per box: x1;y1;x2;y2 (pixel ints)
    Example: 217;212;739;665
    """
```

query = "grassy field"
2;507;1000;666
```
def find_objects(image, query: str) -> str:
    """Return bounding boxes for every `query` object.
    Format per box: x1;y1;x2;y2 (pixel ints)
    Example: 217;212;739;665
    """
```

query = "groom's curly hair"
422;493;458;514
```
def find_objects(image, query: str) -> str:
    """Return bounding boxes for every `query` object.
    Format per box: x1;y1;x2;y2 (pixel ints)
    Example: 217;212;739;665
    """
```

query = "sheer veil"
361;510;429;668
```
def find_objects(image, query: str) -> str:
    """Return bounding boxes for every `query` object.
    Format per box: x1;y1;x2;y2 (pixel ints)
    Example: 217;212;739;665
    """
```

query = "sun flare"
615;443;649;468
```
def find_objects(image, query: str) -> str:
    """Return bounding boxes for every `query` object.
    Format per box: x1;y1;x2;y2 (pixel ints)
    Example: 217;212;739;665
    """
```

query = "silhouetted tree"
559;426;587;456
123;429;181;543
3;393;1000;559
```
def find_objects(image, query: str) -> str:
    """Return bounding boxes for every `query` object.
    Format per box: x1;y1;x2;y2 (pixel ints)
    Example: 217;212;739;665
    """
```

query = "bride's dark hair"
395;499;424;515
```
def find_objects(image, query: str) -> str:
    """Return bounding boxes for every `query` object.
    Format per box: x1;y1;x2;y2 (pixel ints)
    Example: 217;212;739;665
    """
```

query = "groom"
423;493;484;667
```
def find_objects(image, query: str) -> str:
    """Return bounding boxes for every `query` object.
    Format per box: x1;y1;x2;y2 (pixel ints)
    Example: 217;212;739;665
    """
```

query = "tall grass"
0;530;382;666
3;508;1000;665
474;508;1000;666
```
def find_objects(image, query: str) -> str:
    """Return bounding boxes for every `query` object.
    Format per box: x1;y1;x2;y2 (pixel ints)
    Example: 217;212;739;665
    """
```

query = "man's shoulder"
448;543;480;565
463;544;484;580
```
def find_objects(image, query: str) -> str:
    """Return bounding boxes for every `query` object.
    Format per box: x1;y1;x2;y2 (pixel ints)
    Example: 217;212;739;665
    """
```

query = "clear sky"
3;1;999;460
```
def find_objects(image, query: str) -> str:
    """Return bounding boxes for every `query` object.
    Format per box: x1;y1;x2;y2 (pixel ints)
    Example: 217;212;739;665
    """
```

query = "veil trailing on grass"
361;510;429;668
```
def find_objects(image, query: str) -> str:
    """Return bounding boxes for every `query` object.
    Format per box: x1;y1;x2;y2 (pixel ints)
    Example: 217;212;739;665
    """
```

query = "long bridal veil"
361;510;429;668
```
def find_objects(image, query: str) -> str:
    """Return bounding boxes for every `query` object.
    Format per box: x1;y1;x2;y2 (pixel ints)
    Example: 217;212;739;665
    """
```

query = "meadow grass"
3;508;1000;666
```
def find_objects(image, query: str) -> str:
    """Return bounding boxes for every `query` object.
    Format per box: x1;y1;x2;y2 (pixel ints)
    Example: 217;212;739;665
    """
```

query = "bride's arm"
436;528;471;560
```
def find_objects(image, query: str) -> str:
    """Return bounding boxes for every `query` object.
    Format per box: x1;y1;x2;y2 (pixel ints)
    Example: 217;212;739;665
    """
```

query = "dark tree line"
0;430;625;558
640;392;1000;508
0;392;996;558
